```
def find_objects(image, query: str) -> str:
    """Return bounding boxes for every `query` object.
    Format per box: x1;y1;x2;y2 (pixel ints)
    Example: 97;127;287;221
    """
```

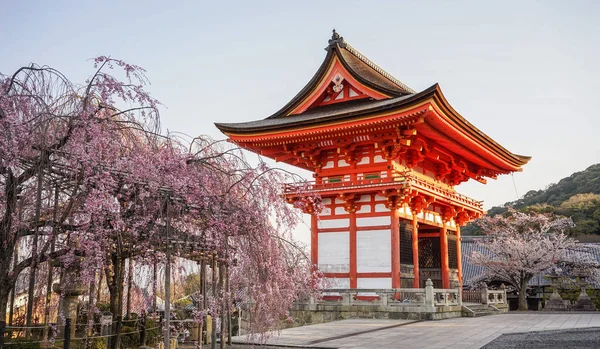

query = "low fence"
0;315;161;349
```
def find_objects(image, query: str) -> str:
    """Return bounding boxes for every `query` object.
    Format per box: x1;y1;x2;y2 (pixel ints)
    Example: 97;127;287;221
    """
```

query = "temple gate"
216;31;529;290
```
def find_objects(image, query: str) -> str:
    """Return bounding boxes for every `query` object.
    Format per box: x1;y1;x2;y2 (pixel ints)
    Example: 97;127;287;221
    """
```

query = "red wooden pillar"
349;211;357;288
311;213;318;267
440;225;450;289
391;208;401;288
456;226;463;287
412;215;419;288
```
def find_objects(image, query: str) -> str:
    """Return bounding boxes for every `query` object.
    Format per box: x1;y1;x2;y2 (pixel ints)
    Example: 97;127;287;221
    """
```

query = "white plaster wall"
318;232;349;273
325;277;350;289
357;278;392;289
374;204;388;213
320;207;332;216
322;198;332;205
357;156;370;165
356;216;390;227
357;230;391;273
373;155;386;163
356;205;371;214
322;161;335;169
318;218;350;229
334;207;347;215
357;194;371;203
338;159;350;167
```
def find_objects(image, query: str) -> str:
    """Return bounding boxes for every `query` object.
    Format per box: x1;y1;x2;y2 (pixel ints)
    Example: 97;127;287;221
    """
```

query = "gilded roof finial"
327;29;346;49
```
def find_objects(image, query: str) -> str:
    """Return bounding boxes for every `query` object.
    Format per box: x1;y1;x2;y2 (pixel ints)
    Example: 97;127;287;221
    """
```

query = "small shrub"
5;339;41;349
145;318;160;346
119;326;140;348
74;337;107;349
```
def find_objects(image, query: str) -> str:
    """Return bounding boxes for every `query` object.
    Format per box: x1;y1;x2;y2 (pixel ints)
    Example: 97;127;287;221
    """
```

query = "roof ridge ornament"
327;29;347;49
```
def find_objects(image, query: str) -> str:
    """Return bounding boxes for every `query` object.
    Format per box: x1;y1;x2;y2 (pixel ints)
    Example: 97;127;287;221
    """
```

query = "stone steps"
462;304;501;317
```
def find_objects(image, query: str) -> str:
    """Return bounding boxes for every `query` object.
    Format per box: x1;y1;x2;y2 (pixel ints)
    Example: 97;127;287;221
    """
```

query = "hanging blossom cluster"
0;57;322;334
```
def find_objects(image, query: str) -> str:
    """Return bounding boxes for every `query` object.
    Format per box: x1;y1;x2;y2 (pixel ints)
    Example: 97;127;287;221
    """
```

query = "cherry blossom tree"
1;57;320;340
469;209;580;310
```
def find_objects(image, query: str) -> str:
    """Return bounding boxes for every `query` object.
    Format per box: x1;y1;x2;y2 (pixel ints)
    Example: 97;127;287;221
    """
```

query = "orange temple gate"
216;31;529;290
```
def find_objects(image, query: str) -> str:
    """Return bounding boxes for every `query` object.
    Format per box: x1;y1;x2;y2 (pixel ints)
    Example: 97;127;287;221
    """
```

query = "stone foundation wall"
282;303;462;329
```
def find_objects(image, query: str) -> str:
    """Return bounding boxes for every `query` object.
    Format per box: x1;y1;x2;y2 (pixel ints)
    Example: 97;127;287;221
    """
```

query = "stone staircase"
462;304;501;317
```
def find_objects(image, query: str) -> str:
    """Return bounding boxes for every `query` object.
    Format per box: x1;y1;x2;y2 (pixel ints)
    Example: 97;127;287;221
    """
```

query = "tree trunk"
518;280;528;311
96;271;103;305
107;253;123;349
126;258;133;318
3;241;19;324
0;282;10;322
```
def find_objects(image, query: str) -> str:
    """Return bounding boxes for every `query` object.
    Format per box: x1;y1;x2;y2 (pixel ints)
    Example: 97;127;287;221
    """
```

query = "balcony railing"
284;171;483;210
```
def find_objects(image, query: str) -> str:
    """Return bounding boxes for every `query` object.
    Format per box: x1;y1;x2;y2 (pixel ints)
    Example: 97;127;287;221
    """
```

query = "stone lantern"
574;274;597;311
544;272;567;311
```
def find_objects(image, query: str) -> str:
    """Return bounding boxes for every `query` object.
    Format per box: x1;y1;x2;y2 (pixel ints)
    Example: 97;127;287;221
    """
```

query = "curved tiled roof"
262;30;414;119
214;31;531;173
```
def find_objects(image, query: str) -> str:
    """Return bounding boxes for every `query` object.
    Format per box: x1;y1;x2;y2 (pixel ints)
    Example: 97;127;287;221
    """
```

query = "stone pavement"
233;313;600;349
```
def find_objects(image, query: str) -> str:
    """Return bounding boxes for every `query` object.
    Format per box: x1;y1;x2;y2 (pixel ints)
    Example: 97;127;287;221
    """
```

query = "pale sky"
2;0;599;243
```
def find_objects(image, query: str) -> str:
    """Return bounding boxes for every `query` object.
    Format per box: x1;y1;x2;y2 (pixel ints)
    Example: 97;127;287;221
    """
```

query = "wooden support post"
153;259;157;315
211;257;217;349
201;258;207;345
456;226;463;287
412;215;420;288
349;211;357;288
391;208;401;288
440;226;449;289
44;186;59;342
140;313;147;348
310;214;318;267
219;261;225;349
164;195;172;349
226;264;232;346
63;319;71;349
26;165;44;338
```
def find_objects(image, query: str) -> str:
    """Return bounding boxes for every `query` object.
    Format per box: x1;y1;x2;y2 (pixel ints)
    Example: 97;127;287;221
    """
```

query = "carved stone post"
481;283;489;305
54;260;87;339
425;279;434;306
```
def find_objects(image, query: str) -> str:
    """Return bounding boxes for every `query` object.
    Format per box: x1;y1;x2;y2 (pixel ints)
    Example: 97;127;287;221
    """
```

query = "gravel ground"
482;327;600;349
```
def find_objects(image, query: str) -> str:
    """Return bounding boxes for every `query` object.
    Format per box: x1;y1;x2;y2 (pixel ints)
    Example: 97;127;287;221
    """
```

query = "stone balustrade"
462;283;507;305
311;278;461;307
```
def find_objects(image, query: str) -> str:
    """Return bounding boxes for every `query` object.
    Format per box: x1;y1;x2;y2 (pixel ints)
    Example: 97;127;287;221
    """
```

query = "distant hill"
462;164;600;237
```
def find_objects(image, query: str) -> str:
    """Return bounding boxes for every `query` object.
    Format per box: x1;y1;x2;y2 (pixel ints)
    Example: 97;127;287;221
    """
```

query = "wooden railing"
284;171;483;210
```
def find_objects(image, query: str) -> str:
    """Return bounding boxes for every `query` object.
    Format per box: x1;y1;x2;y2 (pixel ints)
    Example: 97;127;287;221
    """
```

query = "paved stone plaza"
233;313;600;348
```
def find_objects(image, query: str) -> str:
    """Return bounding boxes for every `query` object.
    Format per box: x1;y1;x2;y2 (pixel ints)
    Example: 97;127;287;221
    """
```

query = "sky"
1;0;599;243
